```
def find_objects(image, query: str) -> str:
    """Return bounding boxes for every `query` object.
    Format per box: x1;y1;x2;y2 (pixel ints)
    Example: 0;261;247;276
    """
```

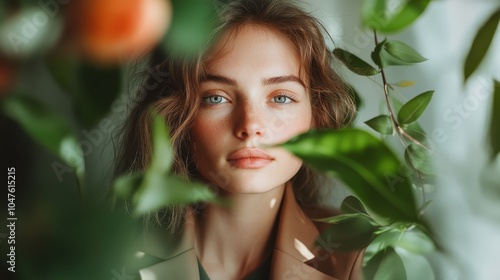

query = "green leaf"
381;0;431;33
368;228;435;255
3;94;77;158
341;195;368;214
150;113;173;172
316;214;378;251
397;91;434;125
490;80;500;158
315;213;374;224
133;174;218;215
280;129;418;222
361;0;386;31
371;40;385;68
365;115;393;135
394;230;435;254
18;191;139;280
59;135;85;185
2;94;85;185
127;111;220;215
74;63;122;129
363;0;431;33
464;9;500;82
333;48;380;76
163;0;216;56
364;247;407;280
382;41;427;66
404;143;434;175
397;248;435;280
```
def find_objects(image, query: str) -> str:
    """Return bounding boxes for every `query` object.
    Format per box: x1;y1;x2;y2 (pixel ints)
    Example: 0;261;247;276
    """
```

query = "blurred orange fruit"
0;58;15;95
72;0;171;64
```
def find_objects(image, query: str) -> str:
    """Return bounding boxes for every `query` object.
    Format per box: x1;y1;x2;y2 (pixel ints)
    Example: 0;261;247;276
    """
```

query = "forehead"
202;24;302;74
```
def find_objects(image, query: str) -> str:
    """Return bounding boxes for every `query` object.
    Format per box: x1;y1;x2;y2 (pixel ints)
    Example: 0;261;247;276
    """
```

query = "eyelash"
201;92;298;106
202;95;228;105
271;92;297;104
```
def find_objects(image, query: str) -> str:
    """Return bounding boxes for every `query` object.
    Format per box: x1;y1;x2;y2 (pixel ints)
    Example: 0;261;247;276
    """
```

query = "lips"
227;148;274;169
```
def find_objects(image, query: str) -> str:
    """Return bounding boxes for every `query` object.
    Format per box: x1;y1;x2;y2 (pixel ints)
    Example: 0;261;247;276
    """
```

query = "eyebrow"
262;75;305;88
201;74;305;88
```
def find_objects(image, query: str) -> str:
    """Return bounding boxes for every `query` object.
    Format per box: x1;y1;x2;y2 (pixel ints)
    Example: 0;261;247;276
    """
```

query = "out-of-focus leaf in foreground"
280;129;418;222
463;9;500;83
114;113;221;215
362;0;431;33
2;94;84;177
18;189;139;280
0;8;63;57
163;0;216;56
364;247;407;280
316;213;378;251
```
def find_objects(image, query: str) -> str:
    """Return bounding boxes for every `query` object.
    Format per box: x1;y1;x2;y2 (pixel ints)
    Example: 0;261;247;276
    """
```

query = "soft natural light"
269;198;277;208
294;238;315;260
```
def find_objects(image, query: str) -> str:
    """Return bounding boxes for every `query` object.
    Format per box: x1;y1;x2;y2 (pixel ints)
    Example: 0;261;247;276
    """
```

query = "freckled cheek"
268;108;312;143
191;118;229;157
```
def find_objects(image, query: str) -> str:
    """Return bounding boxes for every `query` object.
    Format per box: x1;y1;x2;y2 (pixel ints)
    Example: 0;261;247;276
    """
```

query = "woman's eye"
203;95;228;104
272;95;293;104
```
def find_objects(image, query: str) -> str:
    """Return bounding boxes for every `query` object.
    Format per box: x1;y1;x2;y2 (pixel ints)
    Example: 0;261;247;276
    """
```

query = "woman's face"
191;25;312;194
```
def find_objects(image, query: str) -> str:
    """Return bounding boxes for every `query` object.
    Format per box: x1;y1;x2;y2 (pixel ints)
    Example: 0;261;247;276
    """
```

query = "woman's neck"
194;184;286;279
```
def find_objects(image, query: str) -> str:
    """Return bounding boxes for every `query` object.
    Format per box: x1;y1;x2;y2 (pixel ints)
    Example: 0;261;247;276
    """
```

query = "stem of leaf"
373;29;430;215
373;31;400;134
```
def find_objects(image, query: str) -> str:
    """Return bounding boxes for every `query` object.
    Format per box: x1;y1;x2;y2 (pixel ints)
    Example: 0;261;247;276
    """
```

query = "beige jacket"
135;185;363;279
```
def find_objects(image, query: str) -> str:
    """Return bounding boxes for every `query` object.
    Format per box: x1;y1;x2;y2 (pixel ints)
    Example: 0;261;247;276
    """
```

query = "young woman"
117;0;363;279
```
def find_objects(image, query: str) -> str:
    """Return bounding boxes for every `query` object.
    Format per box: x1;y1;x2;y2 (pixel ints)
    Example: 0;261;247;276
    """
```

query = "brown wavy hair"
115;0;356;234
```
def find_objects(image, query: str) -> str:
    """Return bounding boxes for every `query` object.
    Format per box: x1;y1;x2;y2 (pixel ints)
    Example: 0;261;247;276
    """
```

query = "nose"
234;101;266;140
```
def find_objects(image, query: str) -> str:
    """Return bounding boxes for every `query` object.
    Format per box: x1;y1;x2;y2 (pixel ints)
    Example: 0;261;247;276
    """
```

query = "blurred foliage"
491;80;500;158
279;1;499;279
17;192;139;280
0;0;499;280
164;0;217;55
463;9;500;83
281;129;418;223
113;113;222;215
47;59;123;129
362;0;431;33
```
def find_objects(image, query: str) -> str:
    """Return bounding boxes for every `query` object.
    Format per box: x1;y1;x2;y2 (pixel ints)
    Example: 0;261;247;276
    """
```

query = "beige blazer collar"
137;183;338;279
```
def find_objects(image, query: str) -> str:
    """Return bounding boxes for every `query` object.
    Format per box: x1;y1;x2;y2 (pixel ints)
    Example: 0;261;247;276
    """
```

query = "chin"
197;158;303;195
218;177;282;194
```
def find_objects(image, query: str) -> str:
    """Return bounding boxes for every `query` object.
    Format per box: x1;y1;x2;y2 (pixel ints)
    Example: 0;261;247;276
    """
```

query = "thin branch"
373;29;431;212
398;127;431;152
373;30;401;138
